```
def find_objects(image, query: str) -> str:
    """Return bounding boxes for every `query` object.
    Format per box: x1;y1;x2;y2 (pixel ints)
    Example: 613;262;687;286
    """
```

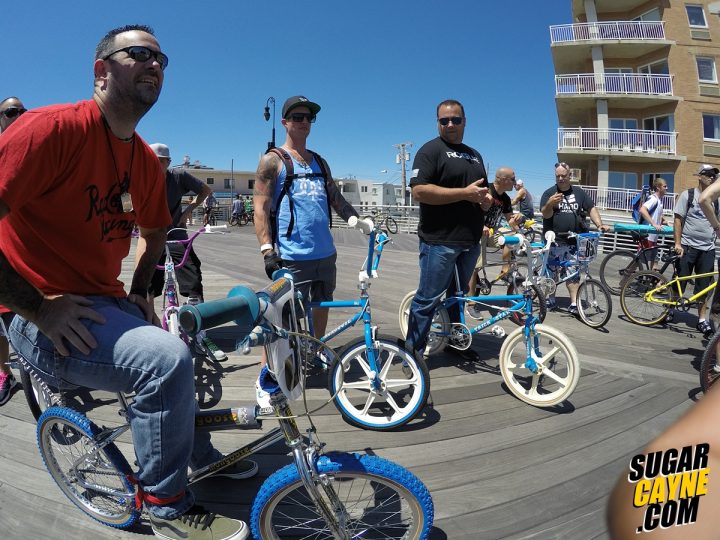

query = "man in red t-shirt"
0;96;27;405
0;26;250;540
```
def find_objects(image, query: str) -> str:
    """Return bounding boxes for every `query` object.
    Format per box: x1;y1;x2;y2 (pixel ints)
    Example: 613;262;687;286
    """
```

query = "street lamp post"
264;97;276;151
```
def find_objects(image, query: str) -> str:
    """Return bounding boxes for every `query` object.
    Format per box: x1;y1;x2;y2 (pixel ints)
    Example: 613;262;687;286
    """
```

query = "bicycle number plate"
165;262;174;272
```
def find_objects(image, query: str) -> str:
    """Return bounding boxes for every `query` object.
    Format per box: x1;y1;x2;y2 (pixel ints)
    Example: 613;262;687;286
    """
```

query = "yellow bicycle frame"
645;271;719;306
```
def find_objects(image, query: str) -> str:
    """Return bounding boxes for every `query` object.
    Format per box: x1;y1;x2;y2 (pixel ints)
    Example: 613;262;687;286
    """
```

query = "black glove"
263;250;283;279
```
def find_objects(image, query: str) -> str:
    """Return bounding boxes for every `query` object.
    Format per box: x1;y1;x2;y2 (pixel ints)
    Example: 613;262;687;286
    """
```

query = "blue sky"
6;1;571;198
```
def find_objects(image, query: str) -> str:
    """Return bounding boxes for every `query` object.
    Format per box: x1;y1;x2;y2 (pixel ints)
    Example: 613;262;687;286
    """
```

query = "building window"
643;115;673;132
206;178;214;185
643;173;675;193
639;60;669;75
361;186;368;193
697;57;718;83
248;180;254;190
634;8;660;22
703;114;720;141
224;178;231;189
609;172;638;190
686;5;708;27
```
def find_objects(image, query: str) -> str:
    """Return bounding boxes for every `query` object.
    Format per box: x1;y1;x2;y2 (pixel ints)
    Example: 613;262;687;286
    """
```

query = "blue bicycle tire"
37;406;139;529
250;452;434;539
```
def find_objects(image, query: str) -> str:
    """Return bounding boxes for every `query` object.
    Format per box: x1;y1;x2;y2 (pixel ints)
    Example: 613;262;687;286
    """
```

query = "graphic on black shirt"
484;184;512;230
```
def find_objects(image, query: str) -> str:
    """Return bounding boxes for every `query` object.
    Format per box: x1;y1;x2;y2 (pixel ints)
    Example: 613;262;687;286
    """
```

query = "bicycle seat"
660;251;680;263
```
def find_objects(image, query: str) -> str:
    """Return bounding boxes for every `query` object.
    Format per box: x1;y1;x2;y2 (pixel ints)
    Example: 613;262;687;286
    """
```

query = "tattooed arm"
253;152;281;254
321;157;359;222
0;198;105;355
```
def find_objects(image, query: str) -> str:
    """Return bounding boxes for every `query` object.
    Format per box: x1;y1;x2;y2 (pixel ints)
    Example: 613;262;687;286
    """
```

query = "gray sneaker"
150;505;249;540
196;332;228;362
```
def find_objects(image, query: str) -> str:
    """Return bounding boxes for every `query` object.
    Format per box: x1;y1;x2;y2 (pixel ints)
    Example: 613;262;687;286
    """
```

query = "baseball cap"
282;95;321;118
149;143;171;159
697;164;720;176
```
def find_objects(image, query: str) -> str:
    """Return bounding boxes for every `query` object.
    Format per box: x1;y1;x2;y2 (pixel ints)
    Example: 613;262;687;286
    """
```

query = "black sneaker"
150;505;249;540
0;371;18;406
665;309;675;323
698;320;714;339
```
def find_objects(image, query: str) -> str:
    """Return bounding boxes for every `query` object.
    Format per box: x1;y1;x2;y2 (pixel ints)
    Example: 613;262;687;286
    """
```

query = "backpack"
266;147;333;244
631;185;657;223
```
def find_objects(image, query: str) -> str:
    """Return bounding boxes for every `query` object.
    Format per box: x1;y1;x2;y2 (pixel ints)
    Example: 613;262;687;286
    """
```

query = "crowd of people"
3;23;720;540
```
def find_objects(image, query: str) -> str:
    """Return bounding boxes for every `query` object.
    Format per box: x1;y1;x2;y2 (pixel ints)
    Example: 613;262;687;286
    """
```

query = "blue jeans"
406;240;480;355
9;296;223;519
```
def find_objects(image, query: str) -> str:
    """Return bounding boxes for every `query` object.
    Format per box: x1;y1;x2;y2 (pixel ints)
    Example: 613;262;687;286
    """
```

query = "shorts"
149;245;203;299
678;245;715;295
0;311;16;337
475;227;511;269
282;253;337;305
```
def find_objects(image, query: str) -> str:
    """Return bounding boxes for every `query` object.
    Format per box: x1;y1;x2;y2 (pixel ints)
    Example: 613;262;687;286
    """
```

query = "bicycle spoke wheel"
599;250;642;296
329;336;430;430
251;452;433;540
499;324;580;407
577;278;612;328
700;331;720;393
398;290;450;356
620;271;673;326
37;407;138;529
385;216;399;234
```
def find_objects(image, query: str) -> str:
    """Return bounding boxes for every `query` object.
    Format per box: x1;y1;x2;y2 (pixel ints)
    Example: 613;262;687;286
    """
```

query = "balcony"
550;21;672;72
557;127;680;162
555;73;679;118
556;73;673;96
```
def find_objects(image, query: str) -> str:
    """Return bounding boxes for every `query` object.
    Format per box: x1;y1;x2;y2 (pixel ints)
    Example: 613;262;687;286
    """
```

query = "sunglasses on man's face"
287;113;316;123
438;116;463;126
103;46;169;70
1;107;26;119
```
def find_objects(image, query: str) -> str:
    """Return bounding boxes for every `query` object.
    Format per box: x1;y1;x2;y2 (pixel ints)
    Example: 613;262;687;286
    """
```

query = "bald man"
468;167;520;301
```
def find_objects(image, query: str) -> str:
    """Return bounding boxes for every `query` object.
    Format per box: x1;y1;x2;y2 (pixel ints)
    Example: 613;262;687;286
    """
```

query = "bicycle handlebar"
156;226;227;270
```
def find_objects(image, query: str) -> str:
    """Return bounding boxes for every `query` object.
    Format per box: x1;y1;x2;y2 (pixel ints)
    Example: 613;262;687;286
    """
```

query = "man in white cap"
148;142;227;361
671;164;720;337
512;178;534;220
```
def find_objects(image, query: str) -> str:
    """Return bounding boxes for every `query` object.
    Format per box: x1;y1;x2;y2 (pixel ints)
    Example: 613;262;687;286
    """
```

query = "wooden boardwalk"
0;225;707;539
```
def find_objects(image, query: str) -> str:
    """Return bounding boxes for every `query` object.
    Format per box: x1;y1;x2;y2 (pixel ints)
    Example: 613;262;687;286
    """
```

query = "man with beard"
0;25;251;540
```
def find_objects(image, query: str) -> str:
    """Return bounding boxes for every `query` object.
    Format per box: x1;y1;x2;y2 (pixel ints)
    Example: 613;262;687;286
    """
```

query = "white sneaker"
255;378;272;409
196;330;228;362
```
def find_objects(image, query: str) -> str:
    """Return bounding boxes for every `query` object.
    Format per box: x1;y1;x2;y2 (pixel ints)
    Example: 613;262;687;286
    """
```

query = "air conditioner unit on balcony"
569;168;582;183
562;132;580;148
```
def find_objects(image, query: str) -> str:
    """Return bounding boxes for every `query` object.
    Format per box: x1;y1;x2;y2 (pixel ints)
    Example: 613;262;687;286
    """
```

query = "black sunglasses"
287;112;316;123
103;46;169;70
554;162;570;169
438;116;464;126
1;107;26;119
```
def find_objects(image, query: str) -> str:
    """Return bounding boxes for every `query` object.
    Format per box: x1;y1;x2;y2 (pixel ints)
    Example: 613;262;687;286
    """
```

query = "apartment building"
550;0;720;195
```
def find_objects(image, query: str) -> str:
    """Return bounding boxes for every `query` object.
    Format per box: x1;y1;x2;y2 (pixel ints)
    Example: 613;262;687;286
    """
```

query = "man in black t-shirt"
468;167;520;297
539;162;609;314
405;99;493;360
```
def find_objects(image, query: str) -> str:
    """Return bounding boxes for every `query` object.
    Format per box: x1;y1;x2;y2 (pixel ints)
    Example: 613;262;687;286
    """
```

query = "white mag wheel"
329;336;430;430
498;324;580;407
398;290;449;357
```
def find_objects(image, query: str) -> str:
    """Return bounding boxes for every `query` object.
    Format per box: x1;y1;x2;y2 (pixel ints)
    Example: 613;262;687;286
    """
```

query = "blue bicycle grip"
178;286;260;336
498;234;522;246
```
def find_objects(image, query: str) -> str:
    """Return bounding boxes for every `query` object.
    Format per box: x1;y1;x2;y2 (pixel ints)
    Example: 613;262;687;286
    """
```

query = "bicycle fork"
523;323;542;373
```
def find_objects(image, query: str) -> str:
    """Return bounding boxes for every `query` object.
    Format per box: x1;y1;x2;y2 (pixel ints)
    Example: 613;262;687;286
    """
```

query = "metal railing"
558;127;677;155
550;21;666;43
582;185;676;213
555;73;673;96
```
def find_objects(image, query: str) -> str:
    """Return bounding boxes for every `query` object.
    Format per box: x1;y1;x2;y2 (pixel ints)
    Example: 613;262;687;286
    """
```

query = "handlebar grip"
497;234;522;246
178;286;260;336
204;224;228;233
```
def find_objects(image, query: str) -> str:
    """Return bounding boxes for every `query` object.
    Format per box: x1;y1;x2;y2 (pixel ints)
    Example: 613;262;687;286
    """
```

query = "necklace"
102;116;135;202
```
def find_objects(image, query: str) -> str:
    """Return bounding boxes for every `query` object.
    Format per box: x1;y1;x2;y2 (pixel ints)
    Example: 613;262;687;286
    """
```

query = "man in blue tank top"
253;96;360;404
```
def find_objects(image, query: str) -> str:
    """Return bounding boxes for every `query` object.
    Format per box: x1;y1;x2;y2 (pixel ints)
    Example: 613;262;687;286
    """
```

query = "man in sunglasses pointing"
0;25;250;540
405;99;493;362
